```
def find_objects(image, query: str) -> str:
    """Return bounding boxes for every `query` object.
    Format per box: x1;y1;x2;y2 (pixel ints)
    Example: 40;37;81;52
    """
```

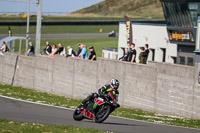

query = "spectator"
26;42;34;56
78;43;88;59
119;48;128;61
144;44;150;60
0;41;9;53
139;47;147;64
127;43;137;63
55;43;65;55
88;46;96;61
49;43;65;57
66;46;76;57
77;43;82;57
42;41;52;55
51;44;57;54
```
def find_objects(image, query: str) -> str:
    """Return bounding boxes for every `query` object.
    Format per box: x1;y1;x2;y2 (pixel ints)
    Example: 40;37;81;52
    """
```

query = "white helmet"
111;79;120;90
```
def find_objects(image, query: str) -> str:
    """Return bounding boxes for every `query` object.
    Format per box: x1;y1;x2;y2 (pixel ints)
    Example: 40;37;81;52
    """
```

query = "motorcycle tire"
95;105;111;123
73;108;84;121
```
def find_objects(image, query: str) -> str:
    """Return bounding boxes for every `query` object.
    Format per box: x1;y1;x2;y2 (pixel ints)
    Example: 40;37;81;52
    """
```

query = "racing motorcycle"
73;91;119;123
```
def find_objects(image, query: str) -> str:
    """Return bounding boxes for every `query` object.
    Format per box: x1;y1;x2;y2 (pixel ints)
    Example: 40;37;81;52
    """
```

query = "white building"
118;22;177;63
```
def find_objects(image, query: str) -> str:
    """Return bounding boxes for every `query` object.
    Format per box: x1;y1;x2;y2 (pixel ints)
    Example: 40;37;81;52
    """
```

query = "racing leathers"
82;84;120;108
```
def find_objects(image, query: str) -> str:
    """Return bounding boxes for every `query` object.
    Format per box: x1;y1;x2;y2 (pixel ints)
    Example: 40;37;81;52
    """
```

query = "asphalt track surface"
0;96;200;133
0;33;118;40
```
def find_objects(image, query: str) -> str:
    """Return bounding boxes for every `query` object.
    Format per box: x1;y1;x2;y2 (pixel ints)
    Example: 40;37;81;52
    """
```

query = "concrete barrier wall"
155;63;196;118
0;53;18;85
0;53;200;119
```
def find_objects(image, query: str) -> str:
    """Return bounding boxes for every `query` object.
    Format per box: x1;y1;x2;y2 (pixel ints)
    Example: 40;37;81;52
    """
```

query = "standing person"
77;43;82;57
0;41;9;53
42;41;52;55
144;44;150;59
128;43;137;63
139;47;147;64
88;46;96;61
119;48;128;61
26;42;34;56
78;43;88;59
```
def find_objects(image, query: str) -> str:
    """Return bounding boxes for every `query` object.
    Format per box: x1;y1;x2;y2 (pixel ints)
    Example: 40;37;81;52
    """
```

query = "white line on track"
0;94;199;131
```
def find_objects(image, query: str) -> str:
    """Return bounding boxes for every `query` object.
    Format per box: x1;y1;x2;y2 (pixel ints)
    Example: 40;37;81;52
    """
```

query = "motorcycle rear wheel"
95;105;111;123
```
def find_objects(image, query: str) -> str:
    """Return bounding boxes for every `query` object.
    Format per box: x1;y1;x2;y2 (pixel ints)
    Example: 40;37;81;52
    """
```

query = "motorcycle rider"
81;79;120;108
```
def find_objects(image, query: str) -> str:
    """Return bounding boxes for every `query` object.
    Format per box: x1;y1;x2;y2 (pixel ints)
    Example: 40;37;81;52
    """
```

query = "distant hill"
72;0;164;20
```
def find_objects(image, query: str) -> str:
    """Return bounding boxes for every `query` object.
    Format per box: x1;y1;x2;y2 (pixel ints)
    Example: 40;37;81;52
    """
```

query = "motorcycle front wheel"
73;107;84;121
95;105;111;123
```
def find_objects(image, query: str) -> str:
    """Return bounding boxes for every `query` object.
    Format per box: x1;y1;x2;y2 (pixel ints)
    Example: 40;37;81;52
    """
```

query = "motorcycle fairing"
81;109;94;120
94;98;105;105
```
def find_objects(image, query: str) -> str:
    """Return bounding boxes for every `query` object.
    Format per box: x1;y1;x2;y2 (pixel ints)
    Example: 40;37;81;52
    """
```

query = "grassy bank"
0;15;160;22
0;25;119;34
0;119;105;133
0;84;200;129
14;38;118;57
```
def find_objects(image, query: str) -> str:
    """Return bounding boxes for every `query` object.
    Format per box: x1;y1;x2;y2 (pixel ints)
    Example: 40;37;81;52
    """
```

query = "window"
187;57;194;66
150;49;155;61
189;3;198;27
161;1;193;28
180;56;185;65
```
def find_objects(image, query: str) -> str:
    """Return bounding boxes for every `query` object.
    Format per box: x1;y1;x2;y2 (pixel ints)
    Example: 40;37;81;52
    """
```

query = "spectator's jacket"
98;84;119;103
55;47;66;55
139;52;147;64
43;45;52;55
77;48;82;56
67;48;76;57
119;53;128;61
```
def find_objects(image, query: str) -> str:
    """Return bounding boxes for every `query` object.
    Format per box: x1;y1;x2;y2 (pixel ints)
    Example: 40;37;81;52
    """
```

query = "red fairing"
94;98;105;105
81;109;94;120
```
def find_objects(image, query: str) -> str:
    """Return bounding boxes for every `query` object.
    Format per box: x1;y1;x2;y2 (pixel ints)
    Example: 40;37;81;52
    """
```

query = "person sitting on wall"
77;43;82;57
42;41;52;55
88;46;96;61
66;46;76;57
119;48;128;61
127;43;137;63
0;41;9;53
77;43;88;59
49;43;65;57
139;47;147;64
51;44;57;54
26;42;34;56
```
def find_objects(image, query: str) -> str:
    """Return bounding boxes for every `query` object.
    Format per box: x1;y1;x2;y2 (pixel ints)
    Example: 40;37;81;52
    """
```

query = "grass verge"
0;119;105;133
0;25;119;34
0;84;200;129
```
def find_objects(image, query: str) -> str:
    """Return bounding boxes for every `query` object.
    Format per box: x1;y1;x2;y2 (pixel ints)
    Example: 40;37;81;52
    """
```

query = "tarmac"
0;95;199;133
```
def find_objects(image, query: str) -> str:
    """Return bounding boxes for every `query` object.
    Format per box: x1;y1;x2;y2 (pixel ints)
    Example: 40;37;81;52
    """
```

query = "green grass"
14;38;118;57
0;119;105;133
0;25;119;34
0;15;161;22
0;84;200;129
0;16;125;22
